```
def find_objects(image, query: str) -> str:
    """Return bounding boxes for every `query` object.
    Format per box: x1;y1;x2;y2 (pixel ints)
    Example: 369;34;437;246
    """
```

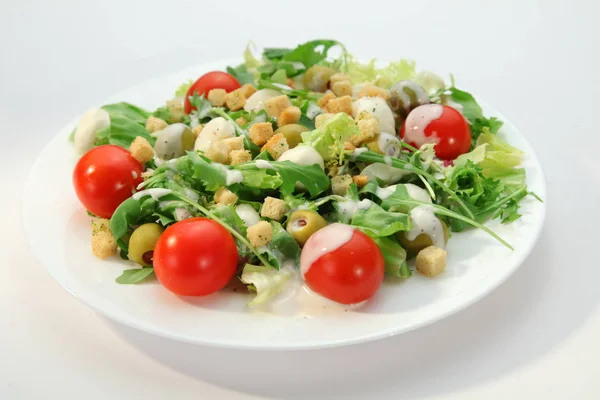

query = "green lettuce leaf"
301;113;358;162
371;236;410;278
259;222;302;269
116;267;155;284
346;57;416;87
174;80;194;97
350;202;411;237
240;264;294;306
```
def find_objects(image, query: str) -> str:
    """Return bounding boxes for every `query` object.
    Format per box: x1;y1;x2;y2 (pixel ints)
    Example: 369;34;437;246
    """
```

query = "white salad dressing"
174;208;191;221
361;163;410;184
352;97;396;133
299;223;355;278
278;146;324;170
375;185;398;200
244;89;281;112
350;147;368;161
193;117;235;152
73;108;110;154
415;71;446;94
403;104;444;147
255;160;275;170
377;132;401;158
389;81;430;112
404;183;432;204
405;205;445;248
235;204;261;227
152;123;189;160
214;164;244;185
132;188;172;201
337;199;372;222
306;103;322;119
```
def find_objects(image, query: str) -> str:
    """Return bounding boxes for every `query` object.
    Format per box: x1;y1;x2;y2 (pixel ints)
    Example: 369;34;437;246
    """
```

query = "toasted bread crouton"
416;246;448;277
358;85;390;101
92;218;110;234
315;113;334;129
278;106;301;126
329;73;350;86
331;175;353;196
91;218;116;259
223;136;244;152
214;187;238;205
239;84;257;99
235;117;248;126
261;133;289;160
265;95;291;118
354;110;375;122
225;89;246;111
317;91;336;108
230;149;252;166
351;118;380;146
249;122;274;146
324;95;352;115
145;116;168;133
247;221;273;247
331;81;353;97
207;89;227;107
206;140;230;164
260;197;286;221
344;141;356;151
352;175;369;188
129;136;154;164
166;99;185;123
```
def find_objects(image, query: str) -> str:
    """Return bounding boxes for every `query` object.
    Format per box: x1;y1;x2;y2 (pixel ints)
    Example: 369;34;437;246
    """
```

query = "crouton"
351;118;380;146
329;73;350;86
91;218;117;259
223;136;244;152
344;141;356;151
207;89;227;107
358;85;390;101
331;175;353;195
261;133;289;160
145;116;168;133
277;106;301;126
354;110;375;122
206;140;230;164
317;91;336;108
247;221;273;247
249;122;274;146
352;175;369;188
416;246;448;277
315;113;334;129
264;95;291;118
166;99;185;123
324;95;352;115
260;197;286;221
239;84;257;99
331;81;353;97
230;149;252;165
129;136;154;164
192;125;204;136
214;187;238;205
235;117;248;126
225;89;246;111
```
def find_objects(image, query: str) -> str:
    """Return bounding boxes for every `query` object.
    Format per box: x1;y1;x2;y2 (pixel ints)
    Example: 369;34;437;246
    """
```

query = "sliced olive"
128;223;164;266
397;221;449;258
303;66;336;92
286;210;328;246
389;80;430;119
274;124;309;148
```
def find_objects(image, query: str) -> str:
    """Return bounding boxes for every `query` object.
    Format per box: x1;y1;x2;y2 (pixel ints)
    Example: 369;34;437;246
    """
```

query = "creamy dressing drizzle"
132;188;172;201
376;186;397;199
174;208;191;221
215;164;244;185
255;160;275;170
300;223;355;278
337;199;372;221
406;205;445;248
377;132;401;158
235;204;261;227
403;104;443;147
350;147;369;161
306;103;322;119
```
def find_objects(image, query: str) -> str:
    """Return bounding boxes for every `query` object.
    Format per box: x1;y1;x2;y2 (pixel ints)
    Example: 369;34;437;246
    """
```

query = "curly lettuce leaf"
240;264;293;306
301;113;358;162
346;57;416;88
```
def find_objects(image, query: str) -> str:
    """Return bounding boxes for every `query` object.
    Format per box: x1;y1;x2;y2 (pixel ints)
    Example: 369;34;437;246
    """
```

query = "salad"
70;39;540;307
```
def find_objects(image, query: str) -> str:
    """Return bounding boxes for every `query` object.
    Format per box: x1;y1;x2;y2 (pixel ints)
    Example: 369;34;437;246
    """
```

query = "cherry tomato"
73;145;143;218
301;224;384;304
153;218;238;296
184;71;241;114
400;104;471;160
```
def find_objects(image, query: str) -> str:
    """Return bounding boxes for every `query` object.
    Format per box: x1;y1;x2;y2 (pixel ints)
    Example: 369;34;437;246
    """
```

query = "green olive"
397;221;449;258
180;126;197;152
286;210;328;246
275;124;309;148
389;80;430;119
303;66;336;92
128;223;164;266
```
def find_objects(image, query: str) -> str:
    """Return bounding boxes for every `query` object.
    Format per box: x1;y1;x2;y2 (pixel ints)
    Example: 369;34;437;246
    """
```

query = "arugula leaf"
176;151;227;192
259;222;302;269
101;102;150;124
271;160;330;197
263;47;292;61
281;39;342;69
95;114;154;148
240;263;293;306
371;236;410;278
110;197;142;244
187;94;215;120
258;80;317;100
210;204;250;257
351;202;411;237
470;117;503;145
116;267;155;284
227;65;256;85
446;87;484;122
237;169;282;189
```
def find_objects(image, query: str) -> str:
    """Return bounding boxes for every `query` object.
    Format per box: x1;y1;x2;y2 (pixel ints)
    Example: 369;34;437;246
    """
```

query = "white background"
1;0;599;398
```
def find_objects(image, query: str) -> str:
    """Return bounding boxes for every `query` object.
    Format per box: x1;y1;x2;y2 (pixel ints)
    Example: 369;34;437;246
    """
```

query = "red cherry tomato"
184;71;241;114
72;145;143;218
400;104;471;160
153;218;238;296
301;224;384;304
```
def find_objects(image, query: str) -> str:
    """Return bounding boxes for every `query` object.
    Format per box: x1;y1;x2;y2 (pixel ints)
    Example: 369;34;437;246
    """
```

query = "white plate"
21;59;547;350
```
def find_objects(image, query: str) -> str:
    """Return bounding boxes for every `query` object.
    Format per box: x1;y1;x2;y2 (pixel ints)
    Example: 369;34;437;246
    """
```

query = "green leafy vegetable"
227;65;256;85
259;222;302;269
264;39;344;69
301;113;358;163
346;57;416;87
116;267;155;284
371;236;410;278
271;161;330;197
240;264;293;306
350;202;411;237
101;102;150;124
175;80;194;97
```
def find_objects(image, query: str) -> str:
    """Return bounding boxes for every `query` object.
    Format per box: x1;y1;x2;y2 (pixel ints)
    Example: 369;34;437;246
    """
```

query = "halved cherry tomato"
400;104;471;160
184;71;241;114
301;224;384;304
153;218;238;296
72;145;143;218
